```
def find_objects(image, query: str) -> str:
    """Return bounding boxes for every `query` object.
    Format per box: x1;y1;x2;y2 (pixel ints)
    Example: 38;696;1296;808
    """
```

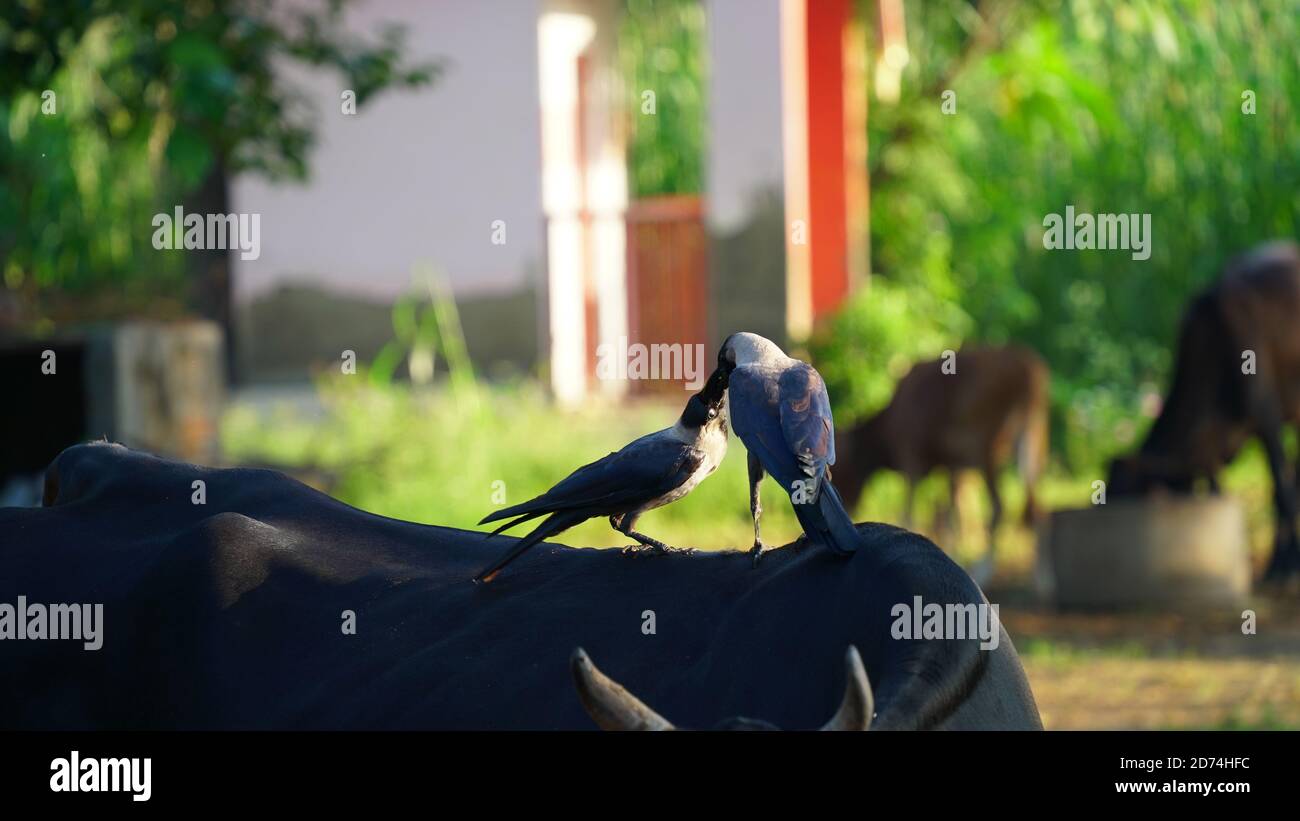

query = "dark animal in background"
833;346;1050;585
474;367;729;583
1108;241;1300;583
715;332;861;562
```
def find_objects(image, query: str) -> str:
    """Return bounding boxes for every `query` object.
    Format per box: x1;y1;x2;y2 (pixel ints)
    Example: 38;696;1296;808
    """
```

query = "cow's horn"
570;648;675;731
820;645;874;731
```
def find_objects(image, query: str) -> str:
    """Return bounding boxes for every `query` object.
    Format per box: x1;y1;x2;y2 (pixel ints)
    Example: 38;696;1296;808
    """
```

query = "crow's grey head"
719;332;787;370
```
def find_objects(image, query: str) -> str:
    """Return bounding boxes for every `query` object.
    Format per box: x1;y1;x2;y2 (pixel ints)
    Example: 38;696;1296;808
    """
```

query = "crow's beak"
698;365;729;406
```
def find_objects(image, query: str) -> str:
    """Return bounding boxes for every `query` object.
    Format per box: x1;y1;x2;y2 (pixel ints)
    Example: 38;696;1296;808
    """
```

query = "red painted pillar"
805;0;851;322
782;0;867;337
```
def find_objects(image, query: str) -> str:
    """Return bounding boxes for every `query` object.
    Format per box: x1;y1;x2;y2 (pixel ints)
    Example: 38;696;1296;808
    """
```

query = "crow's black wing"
728;365;803;487
479;434;701;527
778;364;857;554
778;362;836;482
731;362;858;555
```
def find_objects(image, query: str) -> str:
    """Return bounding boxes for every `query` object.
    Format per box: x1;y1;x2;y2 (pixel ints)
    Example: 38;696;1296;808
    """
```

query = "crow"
473;368;729;583
715;332;860;562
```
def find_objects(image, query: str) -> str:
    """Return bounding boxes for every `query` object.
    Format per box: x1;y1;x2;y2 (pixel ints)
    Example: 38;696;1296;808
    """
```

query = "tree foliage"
816;0;1300;468
619;0;706;198
0;0;438;309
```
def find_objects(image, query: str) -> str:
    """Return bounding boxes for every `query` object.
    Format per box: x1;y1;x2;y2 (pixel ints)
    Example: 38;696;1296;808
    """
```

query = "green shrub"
809;277;972;426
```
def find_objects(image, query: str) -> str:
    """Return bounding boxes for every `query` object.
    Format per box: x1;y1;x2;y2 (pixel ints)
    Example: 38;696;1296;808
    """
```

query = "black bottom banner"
0;730;1283;808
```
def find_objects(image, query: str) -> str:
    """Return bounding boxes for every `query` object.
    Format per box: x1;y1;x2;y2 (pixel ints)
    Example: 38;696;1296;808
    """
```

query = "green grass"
223;379;805;550
1199;709;1300;731
1018;637;1151;665
222;379;1283;564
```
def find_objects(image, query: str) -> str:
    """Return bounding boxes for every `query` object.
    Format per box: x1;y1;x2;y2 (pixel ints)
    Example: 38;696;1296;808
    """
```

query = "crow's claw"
622;543;694;556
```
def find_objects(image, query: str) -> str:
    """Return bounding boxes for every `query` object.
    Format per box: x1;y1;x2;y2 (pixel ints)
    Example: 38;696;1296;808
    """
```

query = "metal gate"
625;195;710;396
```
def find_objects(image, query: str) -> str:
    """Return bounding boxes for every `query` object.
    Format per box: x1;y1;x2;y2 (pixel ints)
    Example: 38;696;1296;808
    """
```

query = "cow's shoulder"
177;512;296;608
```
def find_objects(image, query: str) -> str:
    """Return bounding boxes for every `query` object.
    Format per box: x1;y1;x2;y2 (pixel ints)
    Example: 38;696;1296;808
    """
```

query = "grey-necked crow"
716;332;860;561
473;369;729;583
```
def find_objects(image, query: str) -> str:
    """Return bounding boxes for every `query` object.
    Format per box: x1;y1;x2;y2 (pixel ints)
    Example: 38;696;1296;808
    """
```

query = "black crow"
716;332;860;562
473;369;729;583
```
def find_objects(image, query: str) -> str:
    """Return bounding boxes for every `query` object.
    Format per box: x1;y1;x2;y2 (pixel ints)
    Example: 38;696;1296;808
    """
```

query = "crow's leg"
615;514;692;555
747;452;773;566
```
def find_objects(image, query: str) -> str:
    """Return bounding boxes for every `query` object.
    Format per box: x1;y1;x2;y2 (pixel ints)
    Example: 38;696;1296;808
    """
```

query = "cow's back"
0;442;1042;730
1142;241;1300;467
1221;242;1300;420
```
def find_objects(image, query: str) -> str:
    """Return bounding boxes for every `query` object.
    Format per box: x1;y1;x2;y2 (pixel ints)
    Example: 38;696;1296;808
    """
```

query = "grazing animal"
0;442;1041;730
474;368;729;583
833;346;1050;584
715;332;860;562
1108;241;1300;583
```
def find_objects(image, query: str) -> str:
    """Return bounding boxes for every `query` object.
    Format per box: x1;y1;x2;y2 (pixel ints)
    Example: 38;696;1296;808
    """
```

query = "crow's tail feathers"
794;480;861;556
820;481;863;555
479;496;557;538
479;495;552;526
472;510;587;584
484;511;543;538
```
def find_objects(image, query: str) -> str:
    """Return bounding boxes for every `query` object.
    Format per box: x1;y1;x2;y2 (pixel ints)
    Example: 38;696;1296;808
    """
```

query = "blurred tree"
619;0;706;197
818;0;1300;470
0;0;438;362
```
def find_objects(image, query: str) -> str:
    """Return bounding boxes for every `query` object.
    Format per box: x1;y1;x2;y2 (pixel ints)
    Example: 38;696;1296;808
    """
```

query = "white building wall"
230;0;545;304
538;0;628;405
704;0;786;235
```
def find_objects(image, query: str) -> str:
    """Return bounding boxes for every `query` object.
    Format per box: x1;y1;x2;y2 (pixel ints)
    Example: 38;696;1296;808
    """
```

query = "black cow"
1108;241;1300;583
0;442;1041;730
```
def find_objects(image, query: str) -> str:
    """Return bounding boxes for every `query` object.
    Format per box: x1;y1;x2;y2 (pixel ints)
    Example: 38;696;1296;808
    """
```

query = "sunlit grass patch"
223;378;806;551
223;378;1283;569
1025;656;1300;730
1018;637;1151;666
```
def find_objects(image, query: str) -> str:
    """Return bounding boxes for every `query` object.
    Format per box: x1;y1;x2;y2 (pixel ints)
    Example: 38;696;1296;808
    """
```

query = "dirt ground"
995;589;1300;729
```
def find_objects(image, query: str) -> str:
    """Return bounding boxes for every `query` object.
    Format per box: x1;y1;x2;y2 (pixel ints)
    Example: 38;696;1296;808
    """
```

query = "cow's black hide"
0;442;1041;730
